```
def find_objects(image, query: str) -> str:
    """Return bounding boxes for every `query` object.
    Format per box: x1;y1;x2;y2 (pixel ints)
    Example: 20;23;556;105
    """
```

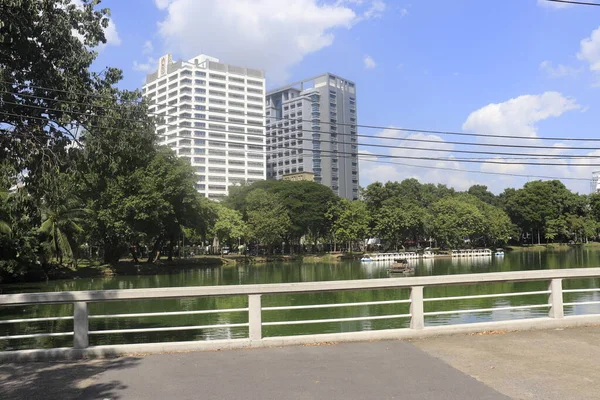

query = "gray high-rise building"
265;73;359;199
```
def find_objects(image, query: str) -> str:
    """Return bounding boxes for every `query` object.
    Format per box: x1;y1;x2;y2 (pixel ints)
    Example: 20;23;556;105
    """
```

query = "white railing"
1;268;600;360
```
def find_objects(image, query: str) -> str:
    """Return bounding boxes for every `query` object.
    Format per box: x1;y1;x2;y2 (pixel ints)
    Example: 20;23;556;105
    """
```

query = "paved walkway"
413;325;600;400
1;326;598;400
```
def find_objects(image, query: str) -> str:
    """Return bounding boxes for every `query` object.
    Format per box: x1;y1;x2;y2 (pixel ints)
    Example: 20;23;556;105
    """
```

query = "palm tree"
39;200;86;265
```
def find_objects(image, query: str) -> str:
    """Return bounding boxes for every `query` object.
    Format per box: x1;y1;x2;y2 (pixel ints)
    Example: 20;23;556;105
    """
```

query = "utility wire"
4;103;600;163
4;93;600;153
545;0;600;6
2;80;599;143
357;158;592;182
2;111;593;182
5;110;600;167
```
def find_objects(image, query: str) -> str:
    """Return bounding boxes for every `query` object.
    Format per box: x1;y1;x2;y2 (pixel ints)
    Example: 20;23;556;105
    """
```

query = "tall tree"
211;204;246;251
431;197;485;249
0;0;121;185
245;189;291;254
328;199;371;252
374;199;427;250
467;185;497;206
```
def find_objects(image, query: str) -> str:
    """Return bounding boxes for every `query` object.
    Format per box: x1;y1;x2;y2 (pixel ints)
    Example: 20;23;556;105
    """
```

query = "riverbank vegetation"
2;1;600;283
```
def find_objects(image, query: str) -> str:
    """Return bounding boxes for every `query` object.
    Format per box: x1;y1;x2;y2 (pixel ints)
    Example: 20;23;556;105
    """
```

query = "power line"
5;103;600;165
357;158;592;182
2;111;593;183
4;93;600;154
545;0;600;6
3;80;600;143
5;110;600;167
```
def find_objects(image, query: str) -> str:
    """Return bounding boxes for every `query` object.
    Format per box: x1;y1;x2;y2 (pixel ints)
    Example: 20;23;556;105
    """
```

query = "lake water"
1;249;600;350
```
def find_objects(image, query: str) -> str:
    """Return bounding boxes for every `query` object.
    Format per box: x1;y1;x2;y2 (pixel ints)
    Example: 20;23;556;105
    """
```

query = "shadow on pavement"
0;356;140;400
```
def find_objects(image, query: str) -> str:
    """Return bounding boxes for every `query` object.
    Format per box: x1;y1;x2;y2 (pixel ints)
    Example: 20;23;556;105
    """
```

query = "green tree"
211;204;246;251
0;0;121;185
0;190;11;236
245;190;291;254
328;199;370;252
39;198;85;265
467;185;497;206
502;180;580;244
545;216;568;243
374;199;427;250
431;197;485;248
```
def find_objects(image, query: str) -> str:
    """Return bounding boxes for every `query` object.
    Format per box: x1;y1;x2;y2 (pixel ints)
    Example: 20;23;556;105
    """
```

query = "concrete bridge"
1;325;598;399
1;268;599;398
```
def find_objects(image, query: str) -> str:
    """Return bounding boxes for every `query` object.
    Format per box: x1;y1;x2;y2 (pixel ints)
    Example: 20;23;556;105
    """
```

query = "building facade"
265;73;359;200
143;54;266;200
282;171;315;182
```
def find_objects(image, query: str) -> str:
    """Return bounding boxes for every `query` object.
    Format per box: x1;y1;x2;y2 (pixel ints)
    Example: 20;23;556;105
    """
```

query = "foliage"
502;181;582;244
0;0;120;186
430;197;485;248
224;180;337;242
327;199;371;250
211;204;246;247
373;199;427;250
245;189;291;250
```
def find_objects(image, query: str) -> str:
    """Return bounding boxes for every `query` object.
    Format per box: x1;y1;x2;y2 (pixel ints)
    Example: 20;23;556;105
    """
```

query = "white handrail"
1;269;599;358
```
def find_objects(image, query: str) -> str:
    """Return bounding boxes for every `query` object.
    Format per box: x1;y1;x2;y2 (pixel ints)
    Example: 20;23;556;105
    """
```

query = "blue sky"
91;0;600;194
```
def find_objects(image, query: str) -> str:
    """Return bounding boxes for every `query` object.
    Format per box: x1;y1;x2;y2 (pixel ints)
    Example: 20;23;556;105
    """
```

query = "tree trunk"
167;236;175;262
537;229;541;245
147;236;164;263
129;246;139;263
54;225;61;264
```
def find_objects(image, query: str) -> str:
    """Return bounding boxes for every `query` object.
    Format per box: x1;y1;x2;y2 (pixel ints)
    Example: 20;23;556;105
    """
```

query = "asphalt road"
0;341;507;400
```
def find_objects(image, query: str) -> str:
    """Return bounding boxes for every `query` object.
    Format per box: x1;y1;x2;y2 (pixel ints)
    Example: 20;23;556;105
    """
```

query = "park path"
1;326;598;399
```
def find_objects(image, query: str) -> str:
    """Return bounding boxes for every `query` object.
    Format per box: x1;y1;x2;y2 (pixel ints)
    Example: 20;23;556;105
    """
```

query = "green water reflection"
1;249;599;350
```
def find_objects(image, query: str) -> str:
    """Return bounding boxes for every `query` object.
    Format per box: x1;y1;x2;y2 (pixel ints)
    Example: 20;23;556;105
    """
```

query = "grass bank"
506;242;600;252
226;252;354;264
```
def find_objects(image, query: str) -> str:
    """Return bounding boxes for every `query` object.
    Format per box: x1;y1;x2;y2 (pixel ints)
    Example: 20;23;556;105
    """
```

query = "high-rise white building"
143;54;266;200
266;73;359;200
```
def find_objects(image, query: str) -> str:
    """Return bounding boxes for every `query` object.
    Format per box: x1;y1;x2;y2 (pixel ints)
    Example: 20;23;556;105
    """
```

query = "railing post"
73;301;89;349
548;278;564;319
248;294;262;341
410;286;424;330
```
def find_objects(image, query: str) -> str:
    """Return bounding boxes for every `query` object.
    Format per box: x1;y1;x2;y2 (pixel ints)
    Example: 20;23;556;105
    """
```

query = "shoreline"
2;244;599;285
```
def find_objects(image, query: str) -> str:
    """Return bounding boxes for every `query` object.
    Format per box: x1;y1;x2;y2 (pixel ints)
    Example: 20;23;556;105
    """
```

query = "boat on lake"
495;249;505;256
361;252;421;262
360;253;401;262
422;250;435;258
388;262;415;274
451;249;492;258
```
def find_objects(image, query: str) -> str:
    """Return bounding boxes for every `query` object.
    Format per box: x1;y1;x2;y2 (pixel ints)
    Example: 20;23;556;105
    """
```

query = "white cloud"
133;58;158;73
399;8;409;17
363;55;377;69
102;19;121;47
539;60;581;78
155;0;357;83
578;26;600;73
463;93;588;193
364;0;386;19
462;92;580;140
142;40;154;55
537;0;570;8
155;0;171;9
359;128;476;191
